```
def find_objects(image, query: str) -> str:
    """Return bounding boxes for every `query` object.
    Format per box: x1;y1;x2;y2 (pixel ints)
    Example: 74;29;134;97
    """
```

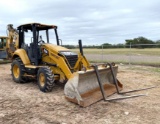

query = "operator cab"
17;23;60;65
0;37;7;49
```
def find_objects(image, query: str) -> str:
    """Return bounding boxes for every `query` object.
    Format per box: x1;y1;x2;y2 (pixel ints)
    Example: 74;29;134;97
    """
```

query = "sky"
0;0;160;45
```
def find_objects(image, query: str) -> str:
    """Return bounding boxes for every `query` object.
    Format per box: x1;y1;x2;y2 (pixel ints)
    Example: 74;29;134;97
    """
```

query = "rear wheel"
37;66;55;92
11;58;26;83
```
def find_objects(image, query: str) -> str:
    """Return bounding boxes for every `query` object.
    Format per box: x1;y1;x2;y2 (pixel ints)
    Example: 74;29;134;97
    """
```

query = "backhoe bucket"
64;65;123;107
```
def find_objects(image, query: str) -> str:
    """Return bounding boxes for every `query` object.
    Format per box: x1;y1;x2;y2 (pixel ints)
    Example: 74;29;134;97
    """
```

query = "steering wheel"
38;40;45;44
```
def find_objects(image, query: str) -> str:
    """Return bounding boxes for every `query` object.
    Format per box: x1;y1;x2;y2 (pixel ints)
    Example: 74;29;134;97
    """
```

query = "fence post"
101;44;104;62
129;42;131;66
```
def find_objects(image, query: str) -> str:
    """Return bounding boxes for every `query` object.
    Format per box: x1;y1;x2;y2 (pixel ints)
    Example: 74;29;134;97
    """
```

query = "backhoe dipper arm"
7;24;19;49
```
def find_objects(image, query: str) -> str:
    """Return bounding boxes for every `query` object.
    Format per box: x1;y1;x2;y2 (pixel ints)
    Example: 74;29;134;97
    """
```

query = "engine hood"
42;43;69;53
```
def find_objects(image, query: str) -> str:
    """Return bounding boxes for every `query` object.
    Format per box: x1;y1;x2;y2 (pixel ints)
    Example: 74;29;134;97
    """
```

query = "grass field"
70;48;160;55
70;48;160;66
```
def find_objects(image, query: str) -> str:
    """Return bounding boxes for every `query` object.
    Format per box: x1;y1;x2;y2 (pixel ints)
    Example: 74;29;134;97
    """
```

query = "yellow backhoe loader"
11;23;154;107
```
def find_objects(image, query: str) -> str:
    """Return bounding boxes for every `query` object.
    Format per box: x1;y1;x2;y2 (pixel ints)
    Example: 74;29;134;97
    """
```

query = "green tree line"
63;36;160;49
125;36;160;48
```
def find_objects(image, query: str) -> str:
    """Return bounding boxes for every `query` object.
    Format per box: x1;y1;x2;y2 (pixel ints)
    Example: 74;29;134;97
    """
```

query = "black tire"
11;58;26;83
37;66;55;92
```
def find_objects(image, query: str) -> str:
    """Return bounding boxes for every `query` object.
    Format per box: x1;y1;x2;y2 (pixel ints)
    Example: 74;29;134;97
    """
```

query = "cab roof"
17;23;57;31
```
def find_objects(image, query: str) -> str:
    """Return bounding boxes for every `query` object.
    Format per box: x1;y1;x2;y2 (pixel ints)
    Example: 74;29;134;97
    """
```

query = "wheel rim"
39;73;45;87
13;64;20;78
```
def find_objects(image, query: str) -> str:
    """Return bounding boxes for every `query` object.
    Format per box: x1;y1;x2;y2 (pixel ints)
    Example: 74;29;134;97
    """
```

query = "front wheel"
11;58;25;83
37;66;55;92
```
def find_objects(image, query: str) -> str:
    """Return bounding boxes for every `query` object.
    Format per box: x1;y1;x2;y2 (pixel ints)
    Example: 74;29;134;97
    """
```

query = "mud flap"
64;65;123;107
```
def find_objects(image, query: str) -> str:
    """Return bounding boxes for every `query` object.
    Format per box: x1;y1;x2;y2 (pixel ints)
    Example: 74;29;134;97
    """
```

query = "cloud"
0;0;160;45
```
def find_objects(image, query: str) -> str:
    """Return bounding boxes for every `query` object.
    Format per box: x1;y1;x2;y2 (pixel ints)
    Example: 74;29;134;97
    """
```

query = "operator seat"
27;43;42;64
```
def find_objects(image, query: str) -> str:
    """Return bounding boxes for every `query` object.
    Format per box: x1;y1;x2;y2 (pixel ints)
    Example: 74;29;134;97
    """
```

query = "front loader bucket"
64;65;123;107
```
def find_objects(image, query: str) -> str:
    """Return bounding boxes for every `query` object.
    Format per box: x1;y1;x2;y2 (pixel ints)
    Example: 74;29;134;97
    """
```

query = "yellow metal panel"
13;49;30;65
41;50;72;79
25;65;38;68
43;44;69;52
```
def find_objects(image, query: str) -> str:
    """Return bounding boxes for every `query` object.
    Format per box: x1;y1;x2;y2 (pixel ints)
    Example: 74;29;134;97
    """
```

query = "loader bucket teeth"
64;65;123;107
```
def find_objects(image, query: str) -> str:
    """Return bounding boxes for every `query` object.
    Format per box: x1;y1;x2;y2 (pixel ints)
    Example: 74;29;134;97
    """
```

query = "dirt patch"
0;63;160;124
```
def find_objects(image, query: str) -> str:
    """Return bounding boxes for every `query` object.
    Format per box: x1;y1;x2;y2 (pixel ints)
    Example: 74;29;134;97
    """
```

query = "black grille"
65;55;78;68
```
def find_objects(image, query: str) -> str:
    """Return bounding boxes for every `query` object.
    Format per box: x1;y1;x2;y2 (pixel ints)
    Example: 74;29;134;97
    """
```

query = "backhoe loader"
11;23;154;107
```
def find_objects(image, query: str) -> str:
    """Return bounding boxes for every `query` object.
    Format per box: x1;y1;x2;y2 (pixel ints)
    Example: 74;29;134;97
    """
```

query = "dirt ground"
0;63;160;124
